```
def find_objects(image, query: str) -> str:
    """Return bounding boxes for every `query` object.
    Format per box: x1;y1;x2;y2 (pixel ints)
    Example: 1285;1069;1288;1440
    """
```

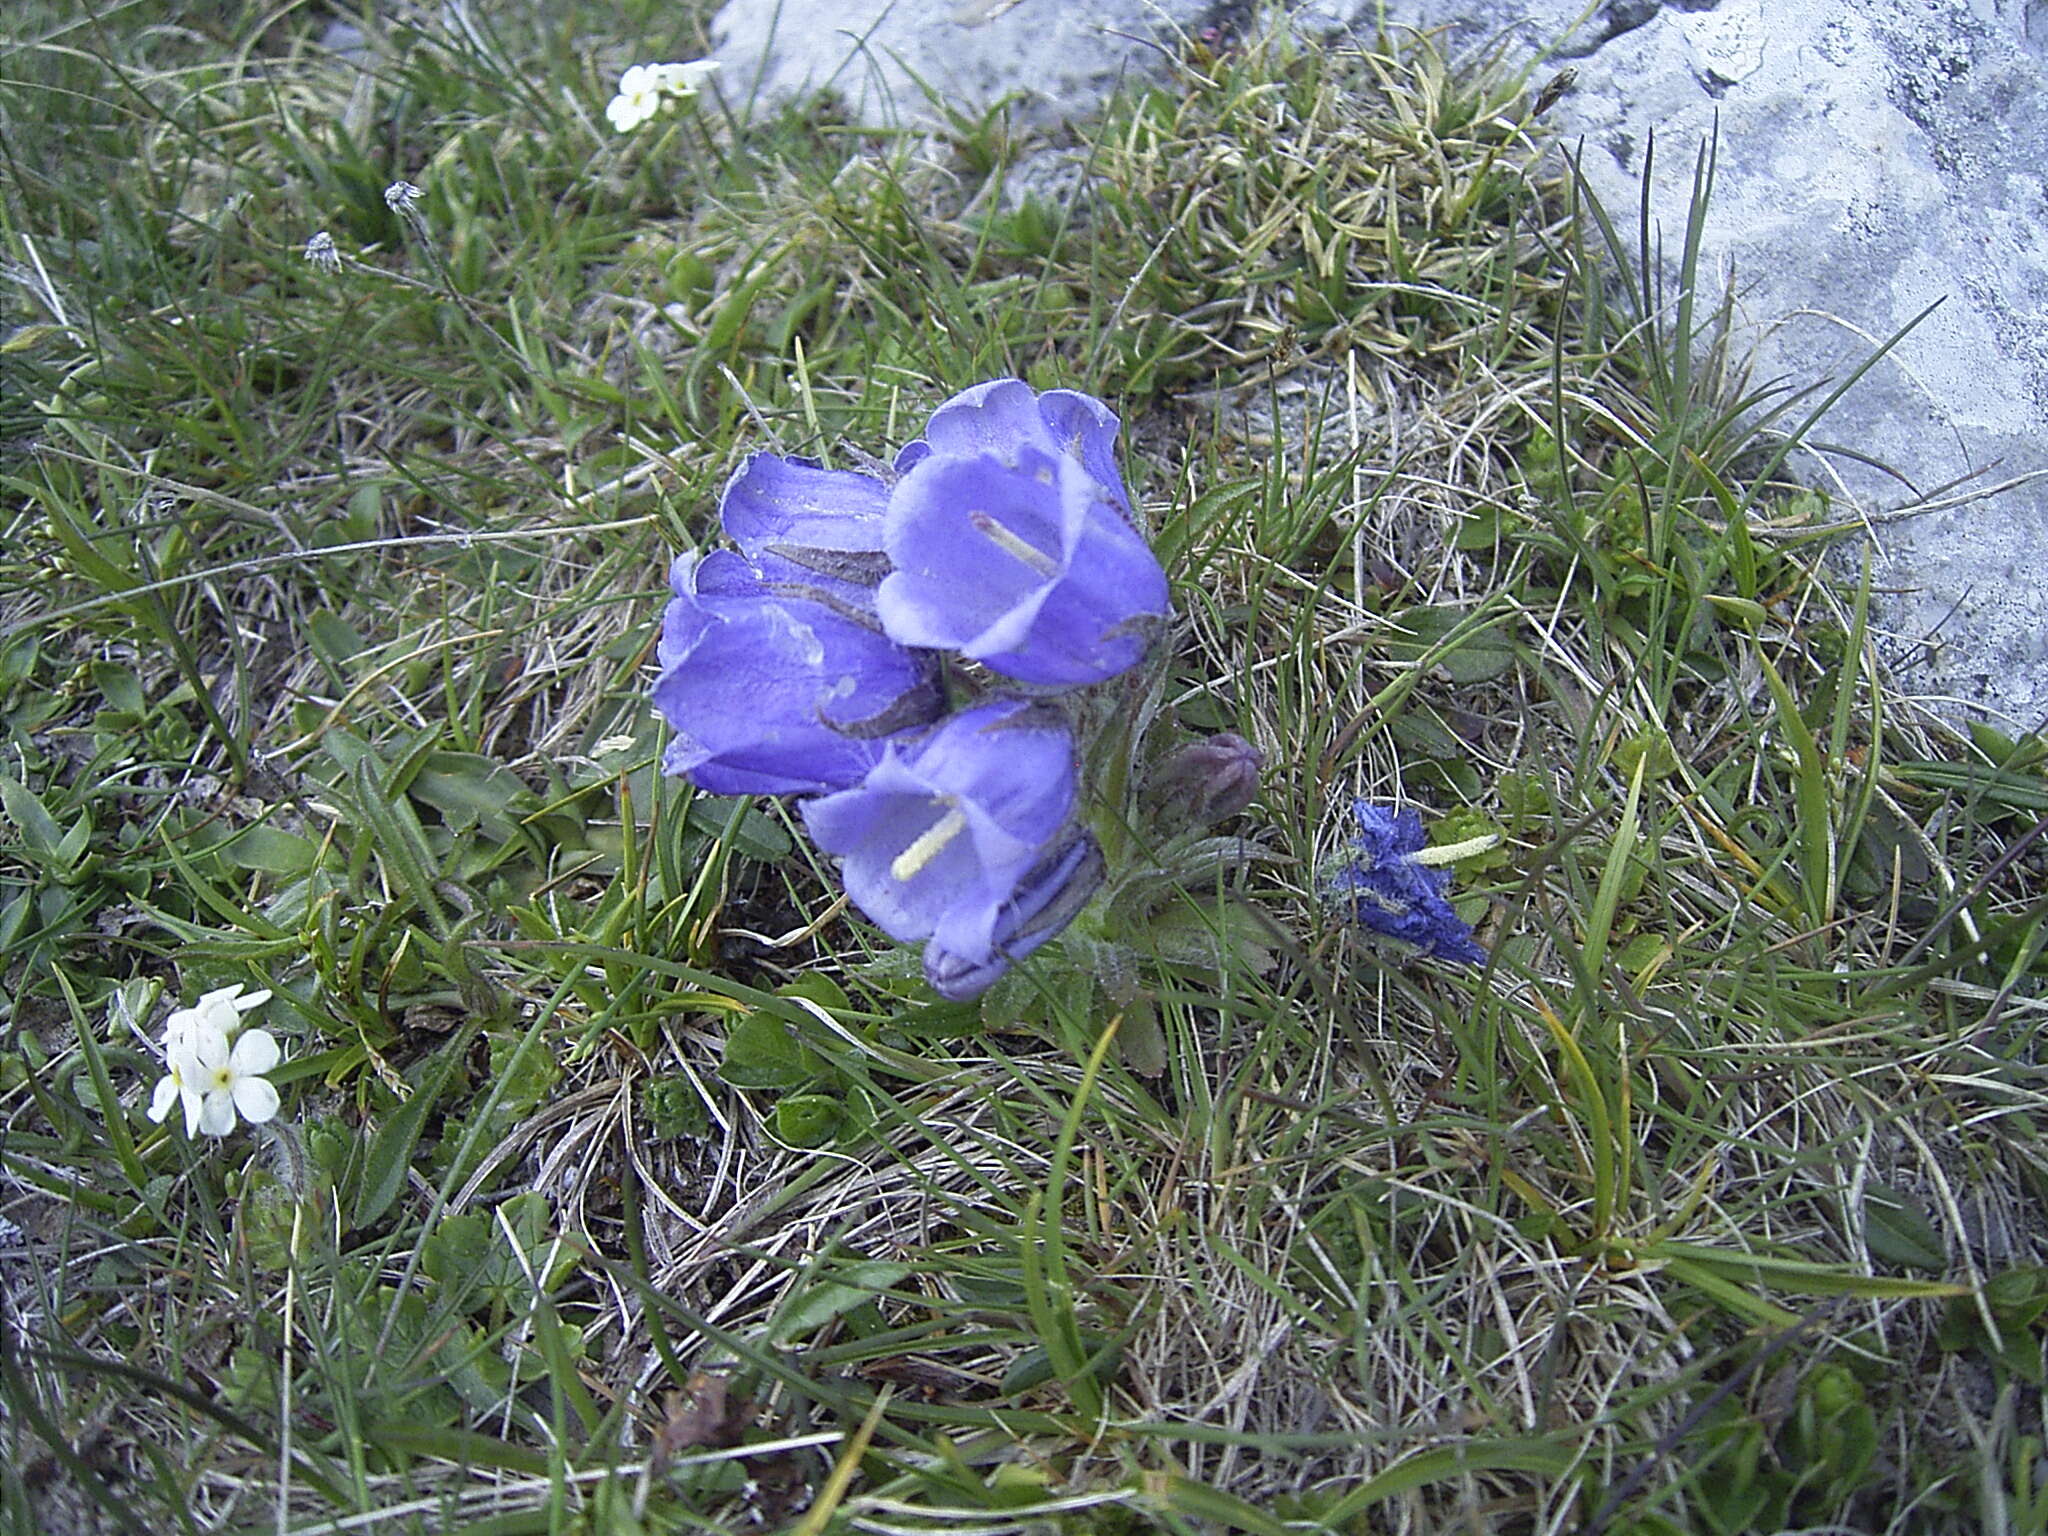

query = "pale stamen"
969;512;1059;579
891;805;969;883
1410;832;1500;867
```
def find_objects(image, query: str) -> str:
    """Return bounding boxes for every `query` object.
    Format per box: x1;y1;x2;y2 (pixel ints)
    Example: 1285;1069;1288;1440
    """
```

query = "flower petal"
232;1075;280;1126
920;378;1052;462
184;1027;231;1072
655;554;939;796
229;1028;280;1076
718;454;888;571
906;379;1132;516
802;700;1076;962
924;834;1104;1000
1037;389;1133;517
1331;802;1487;964
878;453;1061;651
197;1090;237;1136
880;448;1166;688
148;1074;180;1124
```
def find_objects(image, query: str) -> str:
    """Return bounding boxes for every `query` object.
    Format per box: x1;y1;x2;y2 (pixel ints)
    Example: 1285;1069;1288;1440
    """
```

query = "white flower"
162;983;271;1055
147;985;278;1137
606;59;720;133
180;1025;282;1136
383;179;424;215
147;1046;207;1135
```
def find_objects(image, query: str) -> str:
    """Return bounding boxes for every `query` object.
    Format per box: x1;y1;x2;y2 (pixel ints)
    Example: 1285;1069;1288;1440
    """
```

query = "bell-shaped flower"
717;452;893;607
654;552;942;796
801;698;1077;965
895;378;1133;522
923;833;1105;1001
877;446;1169;688
1328;802;1488;965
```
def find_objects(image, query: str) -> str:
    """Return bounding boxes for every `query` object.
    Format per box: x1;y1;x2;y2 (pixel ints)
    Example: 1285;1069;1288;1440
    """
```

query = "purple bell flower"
1328;802;1488;965
801;698;1077;966
717;452;893;604
877;446;1170;689
653;553;942;796
923;833;1105;1001
895;378;1134;522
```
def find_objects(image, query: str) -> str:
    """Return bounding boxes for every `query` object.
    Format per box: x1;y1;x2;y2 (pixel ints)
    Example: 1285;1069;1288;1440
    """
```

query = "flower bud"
1145;733;1263;830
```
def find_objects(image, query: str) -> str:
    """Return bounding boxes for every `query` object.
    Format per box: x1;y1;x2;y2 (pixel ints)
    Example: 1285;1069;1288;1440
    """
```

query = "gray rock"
1397;0;2048;727
708;0;1229;126
708;0;2048;727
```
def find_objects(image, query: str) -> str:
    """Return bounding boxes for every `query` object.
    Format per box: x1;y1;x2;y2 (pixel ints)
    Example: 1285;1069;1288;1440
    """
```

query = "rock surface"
707;1;1288;127
708;0;2048;727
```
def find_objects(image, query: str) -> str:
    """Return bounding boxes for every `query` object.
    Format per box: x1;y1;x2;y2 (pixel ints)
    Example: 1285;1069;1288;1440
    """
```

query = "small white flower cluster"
147;985;281;1138
606;60;720;133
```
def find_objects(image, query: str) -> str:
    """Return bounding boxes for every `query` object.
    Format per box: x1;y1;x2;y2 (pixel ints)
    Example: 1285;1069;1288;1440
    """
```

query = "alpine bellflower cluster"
652;379;1171;999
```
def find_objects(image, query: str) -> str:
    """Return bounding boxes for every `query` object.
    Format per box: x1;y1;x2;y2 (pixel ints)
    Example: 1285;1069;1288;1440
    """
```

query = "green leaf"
769;1261;911;1345
704;239;790;354
353;1027;476;1229
421;1212;495;1289
412;752;539;841
999;1331;1124;1396
0;773;68;860
1144;899;1276;975
485;1032;559;1121
361;1423;548;1476
1387;704;1463;758
304;610;364;676
717;1012;820;1092
216;824;320;876
1861;1184;1946;1272
770;1093;845;1147
1116;993;1168;1077
1452;502;1508;550
350;756;448;933
0;630;39;687
1312;1440;1576;1525
89;661;145;717
684;797;791;860
1655;1239;1968;1305
1382;603;1517;684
